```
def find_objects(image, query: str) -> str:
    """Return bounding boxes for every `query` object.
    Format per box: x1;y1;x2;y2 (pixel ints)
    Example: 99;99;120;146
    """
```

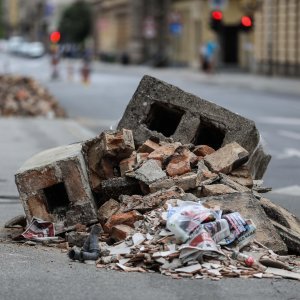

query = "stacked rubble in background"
0;75;66;117
11;75;300;280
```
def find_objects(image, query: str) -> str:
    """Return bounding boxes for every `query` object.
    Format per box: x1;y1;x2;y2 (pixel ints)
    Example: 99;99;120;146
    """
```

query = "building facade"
254;0;300;76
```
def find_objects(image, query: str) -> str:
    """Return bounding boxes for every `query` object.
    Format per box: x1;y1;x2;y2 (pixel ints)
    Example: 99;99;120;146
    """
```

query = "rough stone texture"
111;224;134;241
196;160;216;185
201;184;238;196
66;231;89;247
219;174;250;193
132;159;167;185
204;142;249;174
193;145;215;157
98;199;121;224
99;177;142;203
104;210;143;232
202;192;288;254
148;173;198;193
137;139;160;153
117;75;271;179
15;143;98;227
227;166;253;188
260;197;300;254
120;186;185;212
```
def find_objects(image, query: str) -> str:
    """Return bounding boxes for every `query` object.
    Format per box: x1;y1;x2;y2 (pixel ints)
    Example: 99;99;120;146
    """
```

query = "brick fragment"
111;225;134;241
104;210;143;232
100;129;135;159
137;139;160;153
98;199;121;224
119;152;137;176
120;186;185;212
193;145;215;157
166;147;192;177
196;160;216;185
148;142;181;162
201;184;238;196
228;165;253;187
204;142;249;174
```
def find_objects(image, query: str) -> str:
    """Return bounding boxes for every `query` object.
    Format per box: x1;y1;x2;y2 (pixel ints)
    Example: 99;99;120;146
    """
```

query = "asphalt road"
1;53;300;300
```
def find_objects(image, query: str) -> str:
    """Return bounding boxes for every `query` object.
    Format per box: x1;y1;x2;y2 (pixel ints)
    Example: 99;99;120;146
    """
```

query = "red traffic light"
241;16;252;27
50;31;61;43
212;10;223;21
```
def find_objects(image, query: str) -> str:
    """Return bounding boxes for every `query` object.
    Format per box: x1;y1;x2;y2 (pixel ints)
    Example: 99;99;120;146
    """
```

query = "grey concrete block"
117;75;271;179
15;143;98;227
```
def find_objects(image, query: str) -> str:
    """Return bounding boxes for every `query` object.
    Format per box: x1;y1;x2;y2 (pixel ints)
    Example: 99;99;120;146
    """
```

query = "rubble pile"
0;75;66;117
9;75;300;280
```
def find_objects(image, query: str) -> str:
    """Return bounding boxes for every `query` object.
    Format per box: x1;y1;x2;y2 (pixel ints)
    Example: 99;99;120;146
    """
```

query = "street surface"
1;53;300;300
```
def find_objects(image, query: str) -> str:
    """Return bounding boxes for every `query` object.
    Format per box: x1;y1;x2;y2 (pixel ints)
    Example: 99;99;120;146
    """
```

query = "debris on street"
7;75;300;280
0;75;66;117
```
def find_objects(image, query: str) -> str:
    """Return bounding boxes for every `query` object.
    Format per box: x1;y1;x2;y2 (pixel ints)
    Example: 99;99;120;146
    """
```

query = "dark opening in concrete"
43;182;70;216
193;121;225;149
145;102;184;137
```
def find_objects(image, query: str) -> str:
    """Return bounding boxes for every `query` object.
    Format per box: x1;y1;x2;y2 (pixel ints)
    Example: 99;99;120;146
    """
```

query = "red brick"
148;142;181;162
104;210;143;232
119;152;137;176
193;145;215;157
137;139;160;153
98;199;121;224
111;224;134;241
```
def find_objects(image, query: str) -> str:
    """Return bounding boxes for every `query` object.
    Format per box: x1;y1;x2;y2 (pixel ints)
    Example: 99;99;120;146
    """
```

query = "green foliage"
58;0;92;44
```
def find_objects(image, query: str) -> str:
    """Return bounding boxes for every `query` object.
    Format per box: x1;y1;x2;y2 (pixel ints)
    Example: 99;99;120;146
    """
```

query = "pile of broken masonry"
0;75;66;117
5;75;300;281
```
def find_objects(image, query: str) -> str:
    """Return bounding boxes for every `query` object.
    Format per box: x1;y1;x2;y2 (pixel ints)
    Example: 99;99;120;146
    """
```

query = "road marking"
257;117;300;126
271;185;300;197
276;148;300;159
278;130;300;140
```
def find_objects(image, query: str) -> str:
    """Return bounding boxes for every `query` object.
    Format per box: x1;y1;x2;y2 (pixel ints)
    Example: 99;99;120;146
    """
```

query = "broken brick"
137;139;160;154
228;166;253;188
104;210;143;232
111;224;134;241
98;199;121;224
166;147;193;177
119;152;137;176
148;142;181;162
100;129;135;159
204;142;249;174
201;184;238;196
193;145;215;157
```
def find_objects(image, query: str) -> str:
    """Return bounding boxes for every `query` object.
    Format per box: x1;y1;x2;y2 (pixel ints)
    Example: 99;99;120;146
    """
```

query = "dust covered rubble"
9;129;300;281
9;75;300;280
0;75;66;117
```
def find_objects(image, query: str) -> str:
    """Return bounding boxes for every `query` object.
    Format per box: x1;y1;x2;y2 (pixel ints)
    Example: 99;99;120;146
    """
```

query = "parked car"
25;42;45;58
7;36;24;53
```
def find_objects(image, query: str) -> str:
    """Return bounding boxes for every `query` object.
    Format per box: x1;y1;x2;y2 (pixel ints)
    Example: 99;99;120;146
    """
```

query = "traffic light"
240;15;253;32
50;31;61;43
210;10;223;32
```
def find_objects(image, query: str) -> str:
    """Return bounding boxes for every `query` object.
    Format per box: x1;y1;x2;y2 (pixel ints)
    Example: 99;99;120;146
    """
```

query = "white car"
8;36;24;53
25;42;45;58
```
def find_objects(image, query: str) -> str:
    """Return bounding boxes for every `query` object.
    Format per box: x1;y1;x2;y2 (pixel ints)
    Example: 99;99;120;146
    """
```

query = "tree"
58;0;92;44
